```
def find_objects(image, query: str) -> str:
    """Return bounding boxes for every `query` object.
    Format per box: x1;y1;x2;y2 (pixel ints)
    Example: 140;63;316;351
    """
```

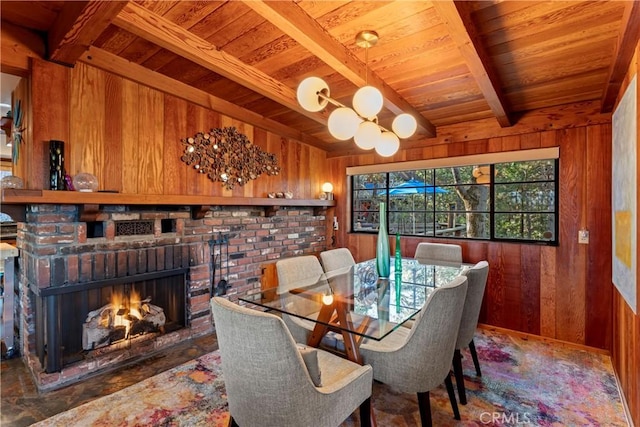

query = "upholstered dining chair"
452;260;490;405
275;255;329;344
358;275;469;426
414;242;462;266
211;297;373;427
320;247;356;273
276;255;326;293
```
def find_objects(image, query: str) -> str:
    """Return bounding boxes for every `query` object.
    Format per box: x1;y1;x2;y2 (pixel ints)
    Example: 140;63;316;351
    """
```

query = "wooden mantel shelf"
1;189;336;221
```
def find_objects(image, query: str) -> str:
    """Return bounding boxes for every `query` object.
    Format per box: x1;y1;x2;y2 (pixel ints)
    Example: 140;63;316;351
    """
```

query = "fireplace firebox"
34;269;188;373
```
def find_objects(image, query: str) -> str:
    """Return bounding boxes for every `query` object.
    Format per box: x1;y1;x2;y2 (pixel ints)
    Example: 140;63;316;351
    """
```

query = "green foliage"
351;159;557;242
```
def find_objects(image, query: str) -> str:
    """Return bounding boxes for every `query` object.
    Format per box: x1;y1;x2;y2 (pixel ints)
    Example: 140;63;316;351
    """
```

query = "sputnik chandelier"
296;30;417;157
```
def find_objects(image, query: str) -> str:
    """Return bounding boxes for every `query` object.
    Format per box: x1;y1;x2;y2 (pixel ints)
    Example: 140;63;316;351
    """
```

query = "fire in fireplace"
82;288;166;350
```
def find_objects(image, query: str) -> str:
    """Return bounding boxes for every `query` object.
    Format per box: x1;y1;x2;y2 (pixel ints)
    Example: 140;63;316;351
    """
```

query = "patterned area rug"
32;329;628;426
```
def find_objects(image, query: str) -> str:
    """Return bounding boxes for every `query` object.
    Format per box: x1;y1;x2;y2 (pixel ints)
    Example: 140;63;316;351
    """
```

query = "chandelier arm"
316;92;347;109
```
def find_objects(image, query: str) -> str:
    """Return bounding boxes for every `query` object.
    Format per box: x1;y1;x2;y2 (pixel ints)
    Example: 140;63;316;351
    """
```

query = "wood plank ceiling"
1;0;638;156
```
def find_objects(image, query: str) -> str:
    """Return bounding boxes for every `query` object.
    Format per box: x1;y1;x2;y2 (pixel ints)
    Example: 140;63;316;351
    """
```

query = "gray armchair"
211;297;373;427
358;276;468;426
320;248;356;272
452;260;489;405
414;242;462;266
275;255;329;344
276;255;327;293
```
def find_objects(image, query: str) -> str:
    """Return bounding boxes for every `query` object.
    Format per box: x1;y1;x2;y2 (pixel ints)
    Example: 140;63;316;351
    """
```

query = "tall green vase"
376;202;390;278
395;232;402;273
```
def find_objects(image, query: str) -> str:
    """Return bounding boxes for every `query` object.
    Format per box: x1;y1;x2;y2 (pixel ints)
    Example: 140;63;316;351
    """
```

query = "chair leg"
444;374;461;420
452;349;467;405
469;339;482;377
359;397;372;427
416;391;432;427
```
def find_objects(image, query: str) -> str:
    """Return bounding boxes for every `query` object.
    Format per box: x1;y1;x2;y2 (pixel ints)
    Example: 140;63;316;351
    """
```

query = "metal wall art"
11;100;24;164
180;127;280;190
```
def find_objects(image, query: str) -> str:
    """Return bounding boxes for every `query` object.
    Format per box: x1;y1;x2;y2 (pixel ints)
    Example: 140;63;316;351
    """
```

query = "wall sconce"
322;182;334;200
472;165;495;185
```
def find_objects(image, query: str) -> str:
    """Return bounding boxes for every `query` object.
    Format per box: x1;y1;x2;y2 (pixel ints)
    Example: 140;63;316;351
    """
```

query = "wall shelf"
1;189;336;221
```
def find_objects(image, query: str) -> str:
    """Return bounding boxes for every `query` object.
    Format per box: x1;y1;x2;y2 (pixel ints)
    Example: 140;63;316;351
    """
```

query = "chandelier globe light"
296;30;417;157
375;132;400;157
353;85;383;119
296;76;330;112
328;107;361;140
354;120;380;150
392;113;418;139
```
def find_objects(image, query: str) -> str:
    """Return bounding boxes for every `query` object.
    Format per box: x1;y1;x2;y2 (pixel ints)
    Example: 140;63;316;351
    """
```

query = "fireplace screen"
35;269;188;372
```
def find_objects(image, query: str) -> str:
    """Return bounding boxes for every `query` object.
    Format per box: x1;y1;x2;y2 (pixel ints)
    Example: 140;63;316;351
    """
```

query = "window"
350;157;558;245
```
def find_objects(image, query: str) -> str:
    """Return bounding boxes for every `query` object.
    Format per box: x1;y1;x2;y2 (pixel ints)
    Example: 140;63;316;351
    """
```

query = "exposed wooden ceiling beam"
245;0;436;138
600;0;640;112
112;2;328;127
79;46;329;150
432;1;512;127
48;1;128;66
0;21;46;76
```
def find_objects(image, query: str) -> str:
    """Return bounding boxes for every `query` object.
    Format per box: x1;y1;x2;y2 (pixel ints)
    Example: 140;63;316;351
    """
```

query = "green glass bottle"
376;202;390;278
395;232;402;273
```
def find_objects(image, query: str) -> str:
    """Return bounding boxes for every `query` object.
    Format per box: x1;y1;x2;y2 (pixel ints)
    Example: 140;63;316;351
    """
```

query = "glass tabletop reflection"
239;258;470;341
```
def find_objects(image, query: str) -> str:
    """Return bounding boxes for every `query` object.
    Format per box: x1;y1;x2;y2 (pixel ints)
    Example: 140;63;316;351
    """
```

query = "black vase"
49;140;66;190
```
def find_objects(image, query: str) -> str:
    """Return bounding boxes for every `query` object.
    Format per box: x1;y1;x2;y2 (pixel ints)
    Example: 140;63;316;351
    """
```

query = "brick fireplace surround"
16;203;330;391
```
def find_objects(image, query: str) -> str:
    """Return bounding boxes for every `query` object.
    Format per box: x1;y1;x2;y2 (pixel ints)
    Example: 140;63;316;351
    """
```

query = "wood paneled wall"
611;44;640;427
21;59;328;199
328;126;613;351
11;76;32;181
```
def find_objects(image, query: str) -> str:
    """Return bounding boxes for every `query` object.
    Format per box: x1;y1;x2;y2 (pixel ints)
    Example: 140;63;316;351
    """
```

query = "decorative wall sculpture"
11;99;24;164
180;127;280;190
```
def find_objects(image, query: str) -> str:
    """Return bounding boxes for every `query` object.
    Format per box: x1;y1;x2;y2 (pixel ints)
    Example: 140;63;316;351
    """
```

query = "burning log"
139;297;166;330
82;304;114;350
82;296;166;350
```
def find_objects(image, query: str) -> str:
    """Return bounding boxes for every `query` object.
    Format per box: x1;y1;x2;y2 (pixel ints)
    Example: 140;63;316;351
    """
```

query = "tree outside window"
350;158;558;245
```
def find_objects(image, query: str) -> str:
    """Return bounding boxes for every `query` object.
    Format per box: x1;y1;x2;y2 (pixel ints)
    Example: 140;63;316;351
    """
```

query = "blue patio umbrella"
384;179;448;195
383;179;449;234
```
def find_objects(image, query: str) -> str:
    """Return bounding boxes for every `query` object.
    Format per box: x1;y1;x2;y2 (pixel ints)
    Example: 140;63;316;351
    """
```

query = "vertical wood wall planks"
103;73;123;192
539;245;557;337
137;86;164;194
163;95;188;195
70;63;105;183
30;59;70;190
120;79;139;194
585;123;612;349
185;103;207;196
556;127;587;344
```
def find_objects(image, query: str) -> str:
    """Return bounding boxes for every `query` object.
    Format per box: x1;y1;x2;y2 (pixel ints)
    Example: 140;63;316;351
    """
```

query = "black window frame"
350;159;559;246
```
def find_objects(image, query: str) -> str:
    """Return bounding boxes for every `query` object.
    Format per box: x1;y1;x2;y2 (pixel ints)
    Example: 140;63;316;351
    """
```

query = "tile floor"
1;334;219;427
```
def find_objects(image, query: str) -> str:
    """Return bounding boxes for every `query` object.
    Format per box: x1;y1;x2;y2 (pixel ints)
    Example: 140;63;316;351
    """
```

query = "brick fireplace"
15;202;330;391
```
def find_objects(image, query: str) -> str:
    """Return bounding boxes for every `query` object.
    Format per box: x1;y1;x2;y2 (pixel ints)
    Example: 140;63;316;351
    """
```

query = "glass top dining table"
239;257;471;344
